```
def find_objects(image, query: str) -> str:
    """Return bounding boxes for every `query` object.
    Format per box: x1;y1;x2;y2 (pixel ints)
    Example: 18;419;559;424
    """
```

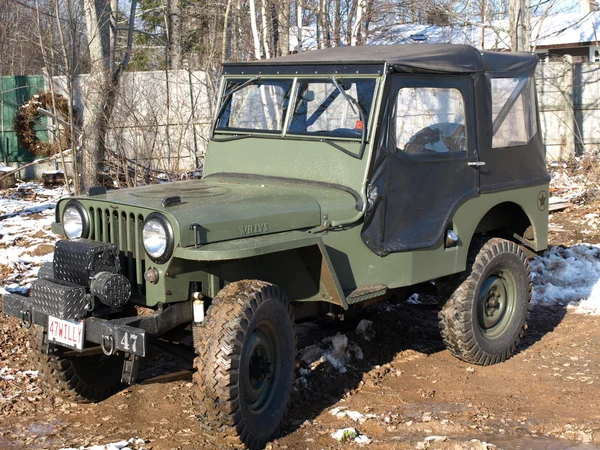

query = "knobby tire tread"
193;280;296;450
29;326;122;402
438;238;533;366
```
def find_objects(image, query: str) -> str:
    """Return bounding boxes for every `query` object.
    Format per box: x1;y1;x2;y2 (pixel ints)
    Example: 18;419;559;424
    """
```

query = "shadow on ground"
279;296;568;441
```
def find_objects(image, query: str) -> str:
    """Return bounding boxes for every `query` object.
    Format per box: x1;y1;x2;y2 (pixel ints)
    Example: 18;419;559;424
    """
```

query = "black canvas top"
224;44;537;76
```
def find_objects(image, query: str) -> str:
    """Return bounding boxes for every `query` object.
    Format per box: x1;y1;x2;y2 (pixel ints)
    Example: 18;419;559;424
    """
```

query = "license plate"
47;316;85;351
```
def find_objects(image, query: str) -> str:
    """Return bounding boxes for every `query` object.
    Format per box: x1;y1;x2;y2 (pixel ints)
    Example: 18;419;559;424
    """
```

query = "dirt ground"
1;194;600;449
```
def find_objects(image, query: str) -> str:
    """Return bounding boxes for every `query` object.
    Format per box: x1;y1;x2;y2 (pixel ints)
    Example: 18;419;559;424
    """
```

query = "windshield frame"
212;74;381;157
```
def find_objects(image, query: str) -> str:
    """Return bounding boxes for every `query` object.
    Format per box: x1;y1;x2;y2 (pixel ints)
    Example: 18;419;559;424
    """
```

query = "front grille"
88;207;146;294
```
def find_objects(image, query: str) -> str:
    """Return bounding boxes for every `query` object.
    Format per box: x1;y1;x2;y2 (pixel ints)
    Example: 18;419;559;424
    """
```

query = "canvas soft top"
223;44;537;77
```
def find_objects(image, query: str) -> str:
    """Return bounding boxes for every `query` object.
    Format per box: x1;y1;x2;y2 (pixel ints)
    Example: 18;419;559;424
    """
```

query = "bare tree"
81;0;137;189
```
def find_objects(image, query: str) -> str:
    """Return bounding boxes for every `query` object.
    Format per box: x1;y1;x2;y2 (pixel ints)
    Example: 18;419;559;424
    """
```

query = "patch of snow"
406;293;420;304
0;367;38;380
2;283;30;294
329;407;377;424
531;245;600;314
0;183;64;293
59;438;147;450
355;319;374;341
331;427;370;444
354;434;372;444
298;332;363;374
425;435;448;442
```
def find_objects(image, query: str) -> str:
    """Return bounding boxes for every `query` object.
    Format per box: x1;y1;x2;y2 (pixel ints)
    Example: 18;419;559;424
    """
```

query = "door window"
395;87;467;154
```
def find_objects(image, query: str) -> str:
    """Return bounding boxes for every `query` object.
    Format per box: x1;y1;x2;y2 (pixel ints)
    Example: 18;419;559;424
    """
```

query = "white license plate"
47;316;85;351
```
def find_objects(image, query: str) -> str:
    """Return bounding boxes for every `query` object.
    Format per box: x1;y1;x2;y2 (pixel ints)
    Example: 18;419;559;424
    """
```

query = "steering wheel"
403;123;466;154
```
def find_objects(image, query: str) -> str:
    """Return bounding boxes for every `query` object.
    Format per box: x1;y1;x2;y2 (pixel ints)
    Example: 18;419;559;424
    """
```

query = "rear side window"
491;77;537;148
395;87;467;154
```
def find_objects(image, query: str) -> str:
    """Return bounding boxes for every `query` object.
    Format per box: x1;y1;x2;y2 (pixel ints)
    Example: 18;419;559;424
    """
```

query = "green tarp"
1;75;47;163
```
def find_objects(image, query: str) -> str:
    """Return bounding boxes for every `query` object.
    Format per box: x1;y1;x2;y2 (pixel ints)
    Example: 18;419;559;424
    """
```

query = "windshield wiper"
222;75;261;99
211;133;253;142
212;76;262;136
331;76;367;159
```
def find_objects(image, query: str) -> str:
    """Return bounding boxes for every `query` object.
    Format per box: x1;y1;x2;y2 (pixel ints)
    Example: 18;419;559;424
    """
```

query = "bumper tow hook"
101;334;115;356
20;310;32;329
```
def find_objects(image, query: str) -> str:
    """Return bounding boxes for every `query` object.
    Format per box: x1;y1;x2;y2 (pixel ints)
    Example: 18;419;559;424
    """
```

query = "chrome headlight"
62;201;89;239
142;213;174;263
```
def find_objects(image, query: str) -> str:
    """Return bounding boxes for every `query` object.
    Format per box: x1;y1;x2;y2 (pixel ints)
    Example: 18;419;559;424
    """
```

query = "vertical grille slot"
134;214;144;286
88;206;145;294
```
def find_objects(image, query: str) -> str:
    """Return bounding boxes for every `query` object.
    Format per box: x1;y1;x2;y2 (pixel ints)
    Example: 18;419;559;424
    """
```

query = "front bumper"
3;292;147;357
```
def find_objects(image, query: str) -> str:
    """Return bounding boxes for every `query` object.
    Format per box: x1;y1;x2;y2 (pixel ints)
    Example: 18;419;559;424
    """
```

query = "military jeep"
3;44;549;449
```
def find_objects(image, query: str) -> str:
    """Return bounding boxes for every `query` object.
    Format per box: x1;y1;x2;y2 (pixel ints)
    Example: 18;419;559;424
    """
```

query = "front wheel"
30;326;124;402
439;238;532;365
193;280;296;450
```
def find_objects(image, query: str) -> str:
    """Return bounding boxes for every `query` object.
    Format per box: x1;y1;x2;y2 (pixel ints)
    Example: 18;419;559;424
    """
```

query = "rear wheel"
193;280;296;450
439;238;532;365
30;326;124;402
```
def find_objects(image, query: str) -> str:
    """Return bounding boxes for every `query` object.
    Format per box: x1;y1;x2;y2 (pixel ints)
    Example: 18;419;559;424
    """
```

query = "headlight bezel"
142;212;174;264
62;200;90;239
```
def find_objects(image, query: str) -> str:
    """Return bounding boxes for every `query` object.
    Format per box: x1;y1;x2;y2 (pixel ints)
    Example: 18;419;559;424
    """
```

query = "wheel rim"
477;269;517;339
242;321;280;415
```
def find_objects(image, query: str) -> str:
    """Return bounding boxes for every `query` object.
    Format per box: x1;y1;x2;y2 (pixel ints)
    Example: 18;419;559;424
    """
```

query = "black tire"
438;238;532;365
193;280;296;450
30;326;124;402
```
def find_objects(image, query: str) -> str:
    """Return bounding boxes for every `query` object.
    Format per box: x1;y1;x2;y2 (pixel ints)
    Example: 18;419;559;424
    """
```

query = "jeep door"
362;75;478;255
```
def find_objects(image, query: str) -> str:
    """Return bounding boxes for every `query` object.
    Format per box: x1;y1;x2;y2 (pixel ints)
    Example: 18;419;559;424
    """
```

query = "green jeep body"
3;44;549;449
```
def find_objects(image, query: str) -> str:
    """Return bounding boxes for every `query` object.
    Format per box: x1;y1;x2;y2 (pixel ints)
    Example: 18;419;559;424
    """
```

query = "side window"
396;87;467;154
491;77;538;148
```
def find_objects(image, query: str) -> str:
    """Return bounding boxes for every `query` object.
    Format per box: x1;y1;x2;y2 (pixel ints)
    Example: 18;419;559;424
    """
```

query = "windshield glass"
216;80;293;132
215;77;377;140
288;79;376;138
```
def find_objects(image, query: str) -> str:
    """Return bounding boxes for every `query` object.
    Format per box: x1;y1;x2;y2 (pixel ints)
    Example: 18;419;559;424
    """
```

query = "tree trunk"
278;0;289;56
509;0;529;51
351;0;364;46
168;0;182;69
260;0;271;58
333;0;341;46
347;0;358;44
480;0;486;49
296;1;303;52
221;0;232;62
249;0;263;59
110;0;118;73
82;0;112;189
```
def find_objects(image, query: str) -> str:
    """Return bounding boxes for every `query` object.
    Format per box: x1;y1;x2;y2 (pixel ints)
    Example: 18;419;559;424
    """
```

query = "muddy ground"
1;193;600;450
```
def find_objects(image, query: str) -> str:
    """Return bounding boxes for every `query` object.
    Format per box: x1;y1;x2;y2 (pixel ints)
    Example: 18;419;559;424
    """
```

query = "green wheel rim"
241;320;281;415
477;269;517;339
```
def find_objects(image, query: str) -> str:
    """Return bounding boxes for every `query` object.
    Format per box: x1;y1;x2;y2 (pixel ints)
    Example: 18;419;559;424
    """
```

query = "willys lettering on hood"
76;177;357;247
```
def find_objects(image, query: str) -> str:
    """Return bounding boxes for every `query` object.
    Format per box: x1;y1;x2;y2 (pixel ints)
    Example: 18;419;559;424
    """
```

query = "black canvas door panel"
362;75;478;256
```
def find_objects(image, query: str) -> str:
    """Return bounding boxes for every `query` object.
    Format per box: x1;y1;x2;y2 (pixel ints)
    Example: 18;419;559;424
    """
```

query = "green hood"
68;176;358;247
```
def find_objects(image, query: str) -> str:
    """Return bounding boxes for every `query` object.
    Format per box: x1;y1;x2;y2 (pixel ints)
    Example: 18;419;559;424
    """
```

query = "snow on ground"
531;245;600;314
298;332;364;375
59;438;148;450
331;427;371;444
0;183;68;295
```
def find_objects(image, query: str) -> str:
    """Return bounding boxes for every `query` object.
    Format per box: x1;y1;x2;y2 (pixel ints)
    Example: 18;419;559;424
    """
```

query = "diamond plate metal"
54;239;120;286
90;272;132;307
30;278;89;320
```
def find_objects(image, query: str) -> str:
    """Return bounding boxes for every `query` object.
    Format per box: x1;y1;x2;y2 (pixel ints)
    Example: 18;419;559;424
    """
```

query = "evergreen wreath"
13;91;74;157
